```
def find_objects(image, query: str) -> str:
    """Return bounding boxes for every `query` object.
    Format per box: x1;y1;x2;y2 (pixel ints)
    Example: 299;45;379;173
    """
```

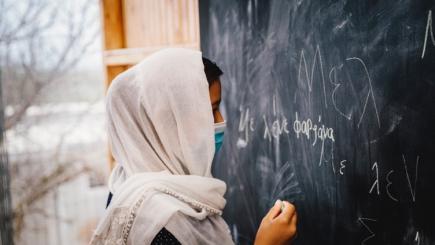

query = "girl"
90;48;297;245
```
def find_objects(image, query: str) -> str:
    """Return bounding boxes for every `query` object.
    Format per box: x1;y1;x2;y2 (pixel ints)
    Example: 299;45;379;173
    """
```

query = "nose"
214;110;224;123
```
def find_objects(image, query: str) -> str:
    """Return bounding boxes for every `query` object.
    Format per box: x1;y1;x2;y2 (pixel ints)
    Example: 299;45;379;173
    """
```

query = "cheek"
213;110;224;123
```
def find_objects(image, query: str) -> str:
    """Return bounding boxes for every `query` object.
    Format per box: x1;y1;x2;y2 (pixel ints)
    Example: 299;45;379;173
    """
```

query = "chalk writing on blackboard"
263;115;290;142
297;46;381;128
329;64;352;120
402;154;419;202
421;10;434;59
201;1;435;244
369;162;380;195
345;57;380;128
339;160;346;175
415;231;421;245
366;155;420;202
237;107;255;148
298;45;328;108
358;217;377;245
292;113;335;145
386;170;398;202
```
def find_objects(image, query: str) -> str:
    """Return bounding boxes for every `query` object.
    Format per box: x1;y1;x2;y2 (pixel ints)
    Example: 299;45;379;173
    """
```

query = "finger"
290;213;298;230
266;199;283;220
280;201;296;223
290;211;297;228
289;212;298;238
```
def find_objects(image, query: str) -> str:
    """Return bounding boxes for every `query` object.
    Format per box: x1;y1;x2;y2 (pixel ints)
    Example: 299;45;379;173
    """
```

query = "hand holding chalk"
254;199;298;245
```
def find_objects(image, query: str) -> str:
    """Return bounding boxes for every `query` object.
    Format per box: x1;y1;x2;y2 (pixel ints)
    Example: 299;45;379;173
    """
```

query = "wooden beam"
103;43;200;66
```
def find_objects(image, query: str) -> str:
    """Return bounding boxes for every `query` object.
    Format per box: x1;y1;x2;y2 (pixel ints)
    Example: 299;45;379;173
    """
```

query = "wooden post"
100;0;127;169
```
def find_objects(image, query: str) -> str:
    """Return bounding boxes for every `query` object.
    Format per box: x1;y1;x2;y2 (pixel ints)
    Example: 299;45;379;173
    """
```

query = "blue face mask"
214;121;226;154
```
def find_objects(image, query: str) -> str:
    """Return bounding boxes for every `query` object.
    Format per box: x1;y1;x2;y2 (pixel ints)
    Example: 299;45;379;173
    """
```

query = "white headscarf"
90;48;234;245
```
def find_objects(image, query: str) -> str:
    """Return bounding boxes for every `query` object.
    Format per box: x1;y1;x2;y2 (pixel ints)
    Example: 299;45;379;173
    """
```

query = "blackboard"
199;1;435;244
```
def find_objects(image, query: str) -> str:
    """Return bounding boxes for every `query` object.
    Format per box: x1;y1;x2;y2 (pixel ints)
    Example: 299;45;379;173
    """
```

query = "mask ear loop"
214;120;227;134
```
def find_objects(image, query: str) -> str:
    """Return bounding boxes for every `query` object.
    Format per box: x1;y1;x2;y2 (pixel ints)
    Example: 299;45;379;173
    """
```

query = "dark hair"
202;57;223;84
